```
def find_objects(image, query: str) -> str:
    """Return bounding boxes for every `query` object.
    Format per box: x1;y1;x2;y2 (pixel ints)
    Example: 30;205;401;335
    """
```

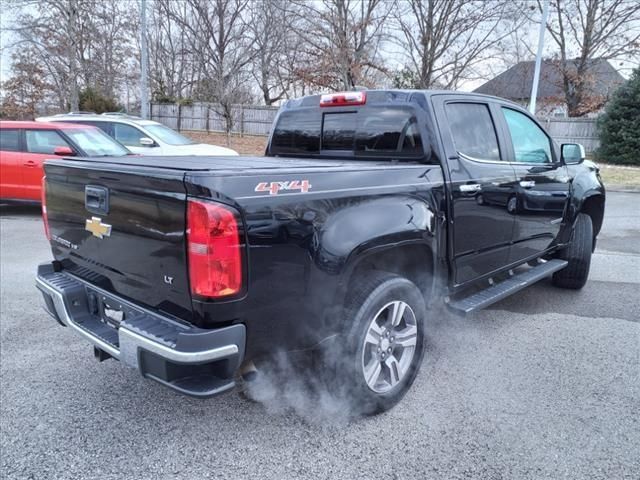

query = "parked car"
36;90;604;415
37;113;239;156
0;121;131;203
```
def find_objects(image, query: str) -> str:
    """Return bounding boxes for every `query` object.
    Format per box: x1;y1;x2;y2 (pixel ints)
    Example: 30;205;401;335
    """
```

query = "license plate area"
102;302;125;329
83;286;145;334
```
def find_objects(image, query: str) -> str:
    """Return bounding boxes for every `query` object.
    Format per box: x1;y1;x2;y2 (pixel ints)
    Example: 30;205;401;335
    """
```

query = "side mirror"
54;146;75;156
561;143;585;165
139;137;156;147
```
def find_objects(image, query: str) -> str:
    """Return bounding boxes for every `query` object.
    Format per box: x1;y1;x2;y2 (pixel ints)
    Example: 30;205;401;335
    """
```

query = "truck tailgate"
44;160;193;318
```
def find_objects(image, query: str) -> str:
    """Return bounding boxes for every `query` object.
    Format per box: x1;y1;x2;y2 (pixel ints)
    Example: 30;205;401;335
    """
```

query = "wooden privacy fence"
150;103;278;136
538;118;599;153
151;102;600;152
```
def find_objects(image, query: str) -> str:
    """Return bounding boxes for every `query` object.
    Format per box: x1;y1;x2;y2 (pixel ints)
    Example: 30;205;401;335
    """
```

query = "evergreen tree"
597;69;640;166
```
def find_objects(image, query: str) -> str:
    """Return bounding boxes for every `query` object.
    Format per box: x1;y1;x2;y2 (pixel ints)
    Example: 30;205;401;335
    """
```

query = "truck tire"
334;271;427;416
552;213;593;289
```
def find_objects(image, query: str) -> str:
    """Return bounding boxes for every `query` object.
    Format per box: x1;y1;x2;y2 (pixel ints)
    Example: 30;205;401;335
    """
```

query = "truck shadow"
486;277;638;322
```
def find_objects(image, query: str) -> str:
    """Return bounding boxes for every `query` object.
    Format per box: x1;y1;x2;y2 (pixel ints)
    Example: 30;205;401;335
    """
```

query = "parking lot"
1;192;638;480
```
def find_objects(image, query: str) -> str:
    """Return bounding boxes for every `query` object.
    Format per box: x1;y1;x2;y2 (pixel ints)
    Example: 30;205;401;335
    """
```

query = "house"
474;59;625;117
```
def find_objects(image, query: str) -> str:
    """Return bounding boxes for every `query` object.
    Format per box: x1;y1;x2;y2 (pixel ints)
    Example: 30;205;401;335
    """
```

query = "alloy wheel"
360;300;418;393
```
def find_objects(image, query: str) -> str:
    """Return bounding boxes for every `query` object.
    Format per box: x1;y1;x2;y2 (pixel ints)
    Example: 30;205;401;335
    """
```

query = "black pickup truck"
36;90;604;415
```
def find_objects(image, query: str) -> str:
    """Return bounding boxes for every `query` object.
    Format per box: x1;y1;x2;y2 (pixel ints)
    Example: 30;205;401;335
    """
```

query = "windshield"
144;124;194;145
63;127;130;157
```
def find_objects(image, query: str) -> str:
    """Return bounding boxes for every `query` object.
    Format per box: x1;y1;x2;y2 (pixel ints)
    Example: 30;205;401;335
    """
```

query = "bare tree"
4;0;136;111
247;0;302;105
289;0;393;91
88;2;136;101
148;0;195;102
394;0;521;89
5;0;87;110
540;0;640;116
166;0;254;138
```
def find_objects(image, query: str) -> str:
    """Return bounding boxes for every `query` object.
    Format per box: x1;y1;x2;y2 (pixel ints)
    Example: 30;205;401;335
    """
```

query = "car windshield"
144;124;194;145
63;127;130;157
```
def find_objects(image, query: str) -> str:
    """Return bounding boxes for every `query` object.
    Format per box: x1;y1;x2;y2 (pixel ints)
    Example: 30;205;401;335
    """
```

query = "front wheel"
552;213;593;289
333;272;427;416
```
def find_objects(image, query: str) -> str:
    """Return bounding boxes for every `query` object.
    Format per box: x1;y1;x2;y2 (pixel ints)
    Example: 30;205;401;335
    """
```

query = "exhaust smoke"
243;348;359;425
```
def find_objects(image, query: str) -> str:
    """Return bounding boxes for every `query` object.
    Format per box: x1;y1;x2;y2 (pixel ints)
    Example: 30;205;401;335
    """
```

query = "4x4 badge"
85;216;112;239
255;180;312;196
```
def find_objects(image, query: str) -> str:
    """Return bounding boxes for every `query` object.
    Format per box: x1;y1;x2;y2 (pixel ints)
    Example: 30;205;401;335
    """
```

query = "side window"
0;129;21;151
502;108;553;164
114;124;146;147
445;103;501;161
25;130;71;154
84;121;114;137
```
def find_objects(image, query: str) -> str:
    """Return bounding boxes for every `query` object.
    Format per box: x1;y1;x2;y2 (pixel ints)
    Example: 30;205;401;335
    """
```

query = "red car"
0;121;130;203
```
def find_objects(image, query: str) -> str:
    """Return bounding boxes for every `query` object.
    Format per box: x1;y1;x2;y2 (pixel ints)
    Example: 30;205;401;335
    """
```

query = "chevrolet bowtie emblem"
85;216;112;239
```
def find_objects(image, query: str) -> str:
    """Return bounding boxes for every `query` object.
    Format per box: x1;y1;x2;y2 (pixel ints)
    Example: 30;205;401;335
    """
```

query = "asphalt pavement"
1;192;638;480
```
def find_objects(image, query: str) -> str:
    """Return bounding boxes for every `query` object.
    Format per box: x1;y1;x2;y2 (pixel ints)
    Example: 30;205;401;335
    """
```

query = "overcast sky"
0;3;636;97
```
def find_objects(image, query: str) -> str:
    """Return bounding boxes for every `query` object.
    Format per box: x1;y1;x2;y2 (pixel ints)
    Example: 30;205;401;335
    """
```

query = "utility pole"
68;0;79;112
529;0;550;115
140;0;149;118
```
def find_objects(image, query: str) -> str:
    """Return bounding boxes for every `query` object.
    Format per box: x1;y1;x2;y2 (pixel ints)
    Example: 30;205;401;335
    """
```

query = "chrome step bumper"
36;263;245;398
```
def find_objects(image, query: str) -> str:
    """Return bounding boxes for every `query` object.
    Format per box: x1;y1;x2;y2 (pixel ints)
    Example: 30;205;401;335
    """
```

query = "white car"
37;113;238;156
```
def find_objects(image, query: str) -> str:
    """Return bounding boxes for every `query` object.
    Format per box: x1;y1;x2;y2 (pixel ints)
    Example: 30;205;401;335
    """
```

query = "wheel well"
347;244;434;301
581;195;604;237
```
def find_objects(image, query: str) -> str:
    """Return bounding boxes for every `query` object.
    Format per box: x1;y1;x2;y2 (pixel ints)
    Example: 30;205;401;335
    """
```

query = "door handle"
519;180;536;188
24;160;37;167
85;185;110;215
459;184;482;193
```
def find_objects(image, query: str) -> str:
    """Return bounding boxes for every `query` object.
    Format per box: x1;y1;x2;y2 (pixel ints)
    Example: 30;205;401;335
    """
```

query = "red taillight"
41;176;50;240
187;199;242;298
320;91;366;107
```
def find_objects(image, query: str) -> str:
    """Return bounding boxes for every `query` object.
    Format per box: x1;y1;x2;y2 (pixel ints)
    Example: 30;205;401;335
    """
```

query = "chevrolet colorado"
36;90;605;415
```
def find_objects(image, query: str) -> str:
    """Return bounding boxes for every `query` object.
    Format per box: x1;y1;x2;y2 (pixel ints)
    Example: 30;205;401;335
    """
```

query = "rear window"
270;110;321;154
322;112;356;150
270;106;424;159
0;129;20;151
25;130;71;154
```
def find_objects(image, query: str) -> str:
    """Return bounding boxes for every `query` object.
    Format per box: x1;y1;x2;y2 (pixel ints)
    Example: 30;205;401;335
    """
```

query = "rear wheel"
552;213;593;289
333;271;427;416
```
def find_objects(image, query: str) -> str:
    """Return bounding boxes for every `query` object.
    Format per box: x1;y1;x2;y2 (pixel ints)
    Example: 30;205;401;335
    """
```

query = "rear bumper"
36;263;245;398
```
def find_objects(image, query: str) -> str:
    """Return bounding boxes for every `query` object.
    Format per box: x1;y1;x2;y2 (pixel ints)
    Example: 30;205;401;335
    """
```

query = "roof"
0;120;95;130
288;89;520;109
473;59;625;100
36;114;159;127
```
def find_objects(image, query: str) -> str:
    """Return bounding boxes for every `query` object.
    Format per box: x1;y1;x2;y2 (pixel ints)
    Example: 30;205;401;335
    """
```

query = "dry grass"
183;131;267;155
183;130;640;188
596;163;640;188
